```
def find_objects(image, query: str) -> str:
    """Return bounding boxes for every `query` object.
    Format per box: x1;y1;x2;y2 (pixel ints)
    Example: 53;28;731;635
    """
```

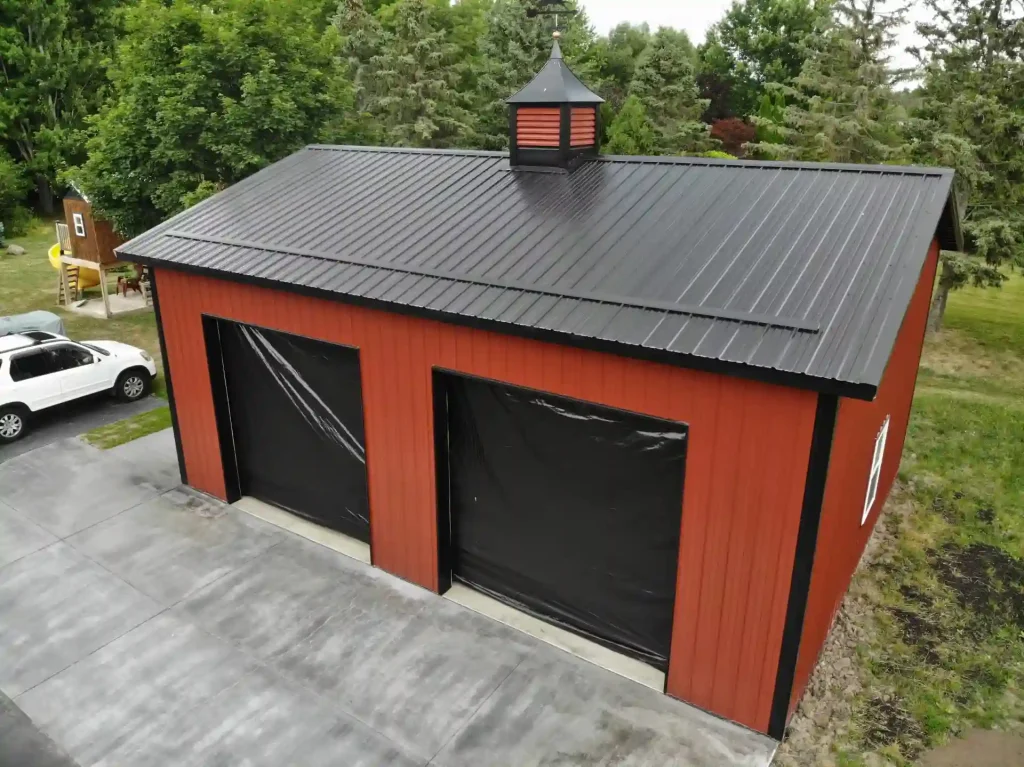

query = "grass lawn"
827;274;1024;765
3;219;170;445
82;406;172;450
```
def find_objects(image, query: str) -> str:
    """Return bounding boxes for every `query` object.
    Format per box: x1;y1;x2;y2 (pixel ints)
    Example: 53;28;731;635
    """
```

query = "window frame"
862;415;891;525
72;213;86;238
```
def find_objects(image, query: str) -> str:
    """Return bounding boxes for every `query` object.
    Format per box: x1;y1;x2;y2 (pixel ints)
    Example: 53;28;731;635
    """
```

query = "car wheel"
115;369;152;402
0;406;28;444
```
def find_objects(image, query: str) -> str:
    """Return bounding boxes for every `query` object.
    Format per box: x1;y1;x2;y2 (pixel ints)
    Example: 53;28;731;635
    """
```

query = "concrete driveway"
0;430;776;767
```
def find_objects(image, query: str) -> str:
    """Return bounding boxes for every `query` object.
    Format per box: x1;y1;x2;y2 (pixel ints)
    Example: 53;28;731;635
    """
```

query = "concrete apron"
0;431;778;767
233;495;665;691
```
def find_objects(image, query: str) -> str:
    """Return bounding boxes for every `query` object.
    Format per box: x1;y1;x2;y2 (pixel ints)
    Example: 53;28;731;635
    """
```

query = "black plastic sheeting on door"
219;322;370;542
443;376;688;670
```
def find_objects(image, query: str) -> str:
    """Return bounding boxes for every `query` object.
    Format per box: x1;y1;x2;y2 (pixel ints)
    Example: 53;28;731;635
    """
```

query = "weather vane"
526;0;578;35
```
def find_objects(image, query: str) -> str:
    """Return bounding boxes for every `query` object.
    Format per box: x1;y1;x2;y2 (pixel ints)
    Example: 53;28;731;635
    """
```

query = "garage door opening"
434;373;687;675
205;318;371;545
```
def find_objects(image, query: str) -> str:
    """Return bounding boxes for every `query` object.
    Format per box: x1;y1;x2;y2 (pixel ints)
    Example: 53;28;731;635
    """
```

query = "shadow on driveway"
0;395;162;464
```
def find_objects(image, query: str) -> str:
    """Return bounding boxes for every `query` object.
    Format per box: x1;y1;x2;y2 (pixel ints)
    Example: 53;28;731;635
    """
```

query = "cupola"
507;33;604;171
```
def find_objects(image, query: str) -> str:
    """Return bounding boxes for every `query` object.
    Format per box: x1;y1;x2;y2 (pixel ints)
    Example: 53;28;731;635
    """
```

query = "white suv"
0;331;158;444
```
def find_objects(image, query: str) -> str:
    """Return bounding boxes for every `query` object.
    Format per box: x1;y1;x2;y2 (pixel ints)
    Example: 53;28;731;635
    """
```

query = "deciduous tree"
698;0;831;119
76;0;347;237
0;0;126;214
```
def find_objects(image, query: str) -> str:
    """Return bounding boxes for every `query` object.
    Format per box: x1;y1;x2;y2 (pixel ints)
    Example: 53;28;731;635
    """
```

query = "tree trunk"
36;175;55;217
928;282;950;333
927;257;955;333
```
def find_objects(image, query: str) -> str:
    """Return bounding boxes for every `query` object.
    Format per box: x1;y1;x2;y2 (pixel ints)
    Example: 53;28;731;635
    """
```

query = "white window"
862;415;890;525
72;213;86;238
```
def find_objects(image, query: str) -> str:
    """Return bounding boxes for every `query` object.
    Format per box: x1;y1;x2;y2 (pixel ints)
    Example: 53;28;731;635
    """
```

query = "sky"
578;0;934;71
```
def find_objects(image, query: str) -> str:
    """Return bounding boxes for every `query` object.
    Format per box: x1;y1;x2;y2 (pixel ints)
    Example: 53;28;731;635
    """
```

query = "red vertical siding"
154;267;818;734
789;240;940;714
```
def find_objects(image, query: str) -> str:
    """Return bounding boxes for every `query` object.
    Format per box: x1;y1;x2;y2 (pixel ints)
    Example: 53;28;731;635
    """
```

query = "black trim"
117;259;879;402
149;270;188;486
433;371;453;594
768;393;839;740
201;316;242;503
508;106;518;168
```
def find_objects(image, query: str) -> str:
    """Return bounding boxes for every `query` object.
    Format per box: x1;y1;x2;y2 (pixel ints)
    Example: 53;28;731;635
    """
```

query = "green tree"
0;0;126;215
630;28;712;154
589;23;652;111
329;0;386;144
604;95;658;155
748;0;909;165
698;0;831;120
473;0;597;150
912;0;1024;330
0;151;30;236
76;0;347;237
359;0;474;148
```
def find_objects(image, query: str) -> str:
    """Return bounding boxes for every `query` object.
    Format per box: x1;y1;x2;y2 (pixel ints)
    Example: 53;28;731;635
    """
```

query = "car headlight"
140;351;152;362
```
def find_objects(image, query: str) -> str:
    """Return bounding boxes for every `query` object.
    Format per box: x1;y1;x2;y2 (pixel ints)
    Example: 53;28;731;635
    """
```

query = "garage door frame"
432;368;687;673
202;315;371;541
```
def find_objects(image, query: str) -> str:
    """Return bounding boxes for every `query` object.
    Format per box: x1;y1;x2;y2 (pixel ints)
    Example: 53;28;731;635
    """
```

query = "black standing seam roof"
119;145;960;400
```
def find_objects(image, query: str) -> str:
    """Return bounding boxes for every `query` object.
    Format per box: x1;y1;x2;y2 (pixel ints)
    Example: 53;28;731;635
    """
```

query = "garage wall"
154;267;818;734
788;240;940;716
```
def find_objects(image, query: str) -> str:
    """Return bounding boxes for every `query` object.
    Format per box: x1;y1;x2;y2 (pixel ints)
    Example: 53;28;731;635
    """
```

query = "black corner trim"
150;270;188;486
432;371;453;594
201;316;242;503
768;393;839;740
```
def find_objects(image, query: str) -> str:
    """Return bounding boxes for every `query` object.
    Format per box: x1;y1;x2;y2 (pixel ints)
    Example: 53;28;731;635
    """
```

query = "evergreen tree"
590;23;653;111
329;0;386;144
748;0;910;165
604;95;658;155
360;0;475;148
912;0;1024;329
629;28;712;154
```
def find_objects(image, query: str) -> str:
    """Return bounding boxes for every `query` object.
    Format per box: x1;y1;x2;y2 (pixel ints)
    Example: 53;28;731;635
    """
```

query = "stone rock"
6;244;26;255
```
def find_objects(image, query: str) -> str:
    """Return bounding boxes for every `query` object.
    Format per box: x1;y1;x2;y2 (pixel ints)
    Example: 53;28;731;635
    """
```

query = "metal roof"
507;41;604;104
119;145;960;399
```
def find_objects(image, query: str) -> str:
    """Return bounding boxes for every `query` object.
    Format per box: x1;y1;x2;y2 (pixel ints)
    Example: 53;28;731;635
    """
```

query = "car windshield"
80;342;110;357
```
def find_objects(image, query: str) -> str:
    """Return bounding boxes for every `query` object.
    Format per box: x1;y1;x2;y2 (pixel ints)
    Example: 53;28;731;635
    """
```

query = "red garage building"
119;45;962;740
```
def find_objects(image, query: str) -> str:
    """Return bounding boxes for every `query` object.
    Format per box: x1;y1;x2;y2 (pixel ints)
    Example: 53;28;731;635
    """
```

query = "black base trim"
149;270;188;486
768;393;839;740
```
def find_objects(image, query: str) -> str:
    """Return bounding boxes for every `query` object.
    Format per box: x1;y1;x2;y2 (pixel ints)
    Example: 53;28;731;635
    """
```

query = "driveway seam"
12;607;171;702
425;657;525;766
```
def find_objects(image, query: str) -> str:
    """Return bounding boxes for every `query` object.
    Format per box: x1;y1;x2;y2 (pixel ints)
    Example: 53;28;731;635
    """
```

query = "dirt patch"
920;330;1024;382
862;696;925;759
931;542;1024;637
919;730;1024;767
772;492;916;766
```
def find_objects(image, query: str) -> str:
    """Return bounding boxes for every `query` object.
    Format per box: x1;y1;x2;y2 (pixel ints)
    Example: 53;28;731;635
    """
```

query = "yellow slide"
48;243;100;289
